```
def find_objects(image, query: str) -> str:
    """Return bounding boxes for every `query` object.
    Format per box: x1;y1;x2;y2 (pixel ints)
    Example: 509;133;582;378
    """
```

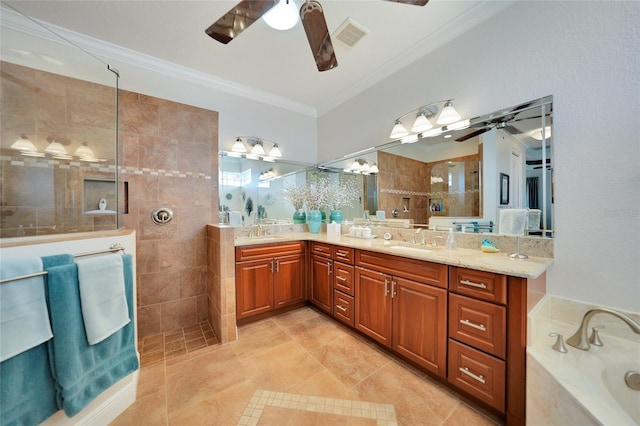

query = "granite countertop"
234;232;552;279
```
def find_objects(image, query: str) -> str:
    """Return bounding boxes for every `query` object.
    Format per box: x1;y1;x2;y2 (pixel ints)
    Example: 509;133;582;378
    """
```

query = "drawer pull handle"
336;304;347;312
336;252;347;258
384;279;389;296
460;319;486;331
459;367;486;384
337;276;347;282
460;279;487;289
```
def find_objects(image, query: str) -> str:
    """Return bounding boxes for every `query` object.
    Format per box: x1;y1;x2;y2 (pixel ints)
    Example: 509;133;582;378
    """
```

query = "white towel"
229;211;242;227
0;257;53;362
75;254;130;345
498;209;528;236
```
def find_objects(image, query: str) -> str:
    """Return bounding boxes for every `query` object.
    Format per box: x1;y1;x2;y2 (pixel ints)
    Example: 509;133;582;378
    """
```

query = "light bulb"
263;0;299;30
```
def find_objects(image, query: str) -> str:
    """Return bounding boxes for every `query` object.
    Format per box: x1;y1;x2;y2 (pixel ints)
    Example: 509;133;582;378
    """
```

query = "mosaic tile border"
380;188;479;197
1;156;211;180
238;390;397;426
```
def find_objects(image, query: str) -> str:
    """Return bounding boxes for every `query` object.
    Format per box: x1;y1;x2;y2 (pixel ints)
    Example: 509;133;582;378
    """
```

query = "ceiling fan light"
231;137;247;153
44;140;68;156
11;135;38;152
390;120;408;139
530;126;552;140
411;112;433;133
263;0;299;30
251;140;266;156
437;101;461;125
268;143;282;158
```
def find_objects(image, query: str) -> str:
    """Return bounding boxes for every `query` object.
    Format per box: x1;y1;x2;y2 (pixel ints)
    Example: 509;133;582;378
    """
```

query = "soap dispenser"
446;228;456;250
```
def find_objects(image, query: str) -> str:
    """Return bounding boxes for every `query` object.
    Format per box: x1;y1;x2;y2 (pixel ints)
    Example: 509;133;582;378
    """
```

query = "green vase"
329;210;344;224
293;210;306;224
307;210;322;234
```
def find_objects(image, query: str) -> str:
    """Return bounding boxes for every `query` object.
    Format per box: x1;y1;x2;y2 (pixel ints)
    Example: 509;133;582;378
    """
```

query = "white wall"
318;1;640;313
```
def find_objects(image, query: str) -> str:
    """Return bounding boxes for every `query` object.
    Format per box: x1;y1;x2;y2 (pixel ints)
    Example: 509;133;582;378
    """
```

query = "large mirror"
319;96;553;236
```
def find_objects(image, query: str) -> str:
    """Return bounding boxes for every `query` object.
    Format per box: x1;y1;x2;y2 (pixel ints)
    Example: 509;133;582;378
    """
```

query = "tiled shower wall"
117;91;219;338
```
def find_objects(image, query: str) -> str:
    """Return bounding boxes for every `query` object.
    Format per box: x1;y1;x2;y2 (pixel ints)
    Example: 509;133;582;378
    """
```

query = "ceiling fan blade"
455;127;490;142
205;0;277;44
300;1;338;72
384;0;429;5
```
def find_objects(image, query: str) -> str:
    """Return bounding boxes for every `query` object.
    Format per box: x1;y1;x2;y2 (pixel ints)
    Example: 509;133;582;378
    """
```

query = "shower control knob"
152;207;173;225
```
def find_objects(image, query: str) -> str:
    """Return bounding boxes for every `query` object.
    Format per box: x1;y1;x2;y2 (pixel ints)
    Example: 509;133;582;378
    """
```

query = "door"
274;254;305;308
235;258;274;320
392;276;447;377
355;267;392;347
310;255;332;313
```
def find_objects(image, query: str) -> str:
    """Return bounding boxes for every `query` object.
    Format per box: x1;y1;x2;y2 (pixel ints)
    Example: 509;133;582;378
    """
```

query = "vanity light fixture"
44;139;68;156
421;127;443;138
73;142;103;162
228;137;284;160
11;135;38;153
400;134;419;144
231;137;247;153
369;163;379;173
346;158;377;174
263;0;299;30
390;99;462;140
447;118;471;131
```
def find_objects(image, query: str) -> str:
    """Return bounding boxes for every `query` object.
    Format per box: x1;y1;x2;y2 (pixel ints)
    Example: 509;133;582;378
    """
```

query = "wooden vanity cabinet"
309;242;334;314
235;242;305;320
355;250;448;377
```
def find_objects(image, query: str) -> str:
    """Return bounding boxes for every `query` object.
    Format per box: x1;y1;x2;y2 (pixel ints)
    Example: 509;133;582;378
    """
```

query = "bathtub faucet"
566;307;640;351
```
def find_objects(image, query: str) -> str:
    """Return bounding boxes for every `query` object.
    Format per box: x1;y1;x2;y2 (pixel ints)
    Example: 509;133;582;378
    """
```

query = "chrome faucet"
566;307;640;351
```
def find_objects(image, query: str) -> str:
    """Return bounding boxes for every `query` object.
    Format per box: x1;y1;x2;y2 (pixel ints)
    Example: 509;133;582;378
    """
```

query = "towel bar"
0;243;125;285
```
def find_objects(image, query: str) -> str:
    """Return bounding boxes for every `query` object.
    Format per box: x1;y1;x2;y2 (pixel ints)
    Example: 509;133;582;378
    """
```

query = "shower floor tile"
139;320;218;367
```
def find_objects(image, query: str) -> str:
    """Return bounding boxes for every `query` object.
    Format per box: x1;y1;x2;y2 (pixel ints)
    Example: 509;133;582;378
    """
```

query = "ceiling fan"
205;0;428;72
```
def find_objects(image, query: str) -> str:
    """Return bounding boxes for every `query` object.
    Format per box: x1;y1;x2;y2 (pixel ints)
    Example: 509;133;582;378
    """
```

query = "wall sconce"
11;135;44;157
344;159;378;175
389;99;463;140
228;137;283;161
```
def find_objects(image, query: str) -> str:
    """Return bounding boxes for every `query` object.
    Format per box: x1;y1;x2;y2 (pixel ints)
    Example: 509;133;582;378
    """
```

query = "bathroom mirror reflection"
320;96;553;236
0;4;119;238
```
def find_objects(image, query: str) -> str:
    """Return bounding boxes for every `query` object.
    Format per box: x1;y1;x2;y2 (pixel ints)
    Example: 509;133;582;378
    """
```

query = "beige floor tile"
230;319;292;359
354;360;460;425
287;369;359;400
137;361;166;399
110;389;167;426
282;314;351;352
270;306;322;327
443;402;501;426
310;333;391;388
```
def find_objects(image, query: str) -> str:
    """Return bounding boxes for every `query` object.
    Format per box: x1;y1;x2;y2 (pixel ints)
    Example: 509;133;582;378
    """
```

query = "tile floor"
112;307;502;426
138;322;219;367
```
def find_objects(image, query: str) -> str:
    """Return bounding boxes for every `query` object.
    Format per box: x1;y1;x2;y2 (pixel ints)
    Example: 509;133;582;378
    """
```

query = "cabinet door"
310;255;333;313
274;254;305;308
355;267;392;347
235;258;274;320
392;277;447;377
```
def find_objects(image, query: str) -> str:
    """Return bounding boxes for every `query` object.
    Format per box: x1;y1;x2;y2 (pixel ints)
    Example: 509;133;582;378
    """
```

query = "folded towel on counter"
75;253;130;345
0;256;53;362
42;253;139;417
229;211;242;226
498;209;528;236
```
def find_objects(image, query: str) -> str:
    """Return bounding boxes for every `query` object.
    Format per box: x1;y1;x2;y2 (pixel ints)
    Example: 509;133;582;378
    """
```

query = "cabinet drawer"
333;246;355;264
236;241;304;261
333;262;354;296
449;266;507;304
448;339;505;413
449;294;506;359
310;241;332;258
333;290;354;327
355;250;448;288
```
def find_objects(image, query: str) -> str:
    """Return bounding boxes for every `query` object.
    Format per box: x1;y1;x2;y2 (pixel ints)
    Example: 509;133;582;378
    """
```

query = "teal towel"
42;253;139;417
0;343;58;426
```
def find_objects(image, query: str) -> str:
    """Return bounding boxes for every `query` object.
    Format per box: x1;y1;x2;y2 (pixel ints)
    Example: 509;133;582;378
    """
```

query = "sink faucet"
566;307;640;351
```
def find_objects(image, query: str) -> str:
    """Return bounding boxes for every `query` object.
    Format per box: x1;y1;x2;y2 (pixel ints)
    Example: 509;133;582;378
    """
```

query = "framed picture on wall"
500;173;509;205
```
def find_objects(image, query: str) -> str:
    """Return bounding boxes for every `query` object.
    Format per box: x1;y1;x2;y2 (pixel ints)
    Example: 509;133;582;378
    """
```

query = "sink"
389;245;433;254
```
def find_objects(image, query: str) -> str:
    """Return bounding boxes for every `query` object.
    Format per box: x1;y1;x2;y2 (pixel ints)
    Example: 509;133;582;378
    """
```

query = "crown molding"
1;5;318;118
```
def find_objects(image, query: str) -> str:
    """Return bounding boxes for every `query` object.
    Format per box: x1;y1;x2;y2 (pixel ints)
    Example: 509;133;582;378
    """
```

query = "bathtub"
527;295;640;425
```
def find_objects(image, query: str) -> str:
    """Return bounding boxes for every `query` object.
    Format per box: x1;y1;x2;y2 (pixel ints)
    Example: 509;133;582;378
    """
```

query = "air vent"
333;18;369;48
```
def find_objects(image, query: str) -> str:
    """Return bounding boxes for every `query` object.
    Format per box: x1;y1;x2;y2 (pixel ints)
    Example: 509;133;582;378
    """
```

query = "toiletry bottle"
17;225;25;237
446;228;456;250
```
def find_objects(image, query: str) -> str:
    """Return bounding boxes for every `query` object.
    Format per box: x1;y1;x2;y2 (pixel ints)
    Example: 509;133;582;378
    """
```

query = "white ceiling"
4;0;513;115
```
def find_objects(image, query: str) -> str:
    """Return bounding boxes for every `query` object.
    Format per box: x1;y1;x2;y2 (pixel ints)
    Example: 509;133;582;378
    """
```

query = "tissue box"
327;222;341;236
